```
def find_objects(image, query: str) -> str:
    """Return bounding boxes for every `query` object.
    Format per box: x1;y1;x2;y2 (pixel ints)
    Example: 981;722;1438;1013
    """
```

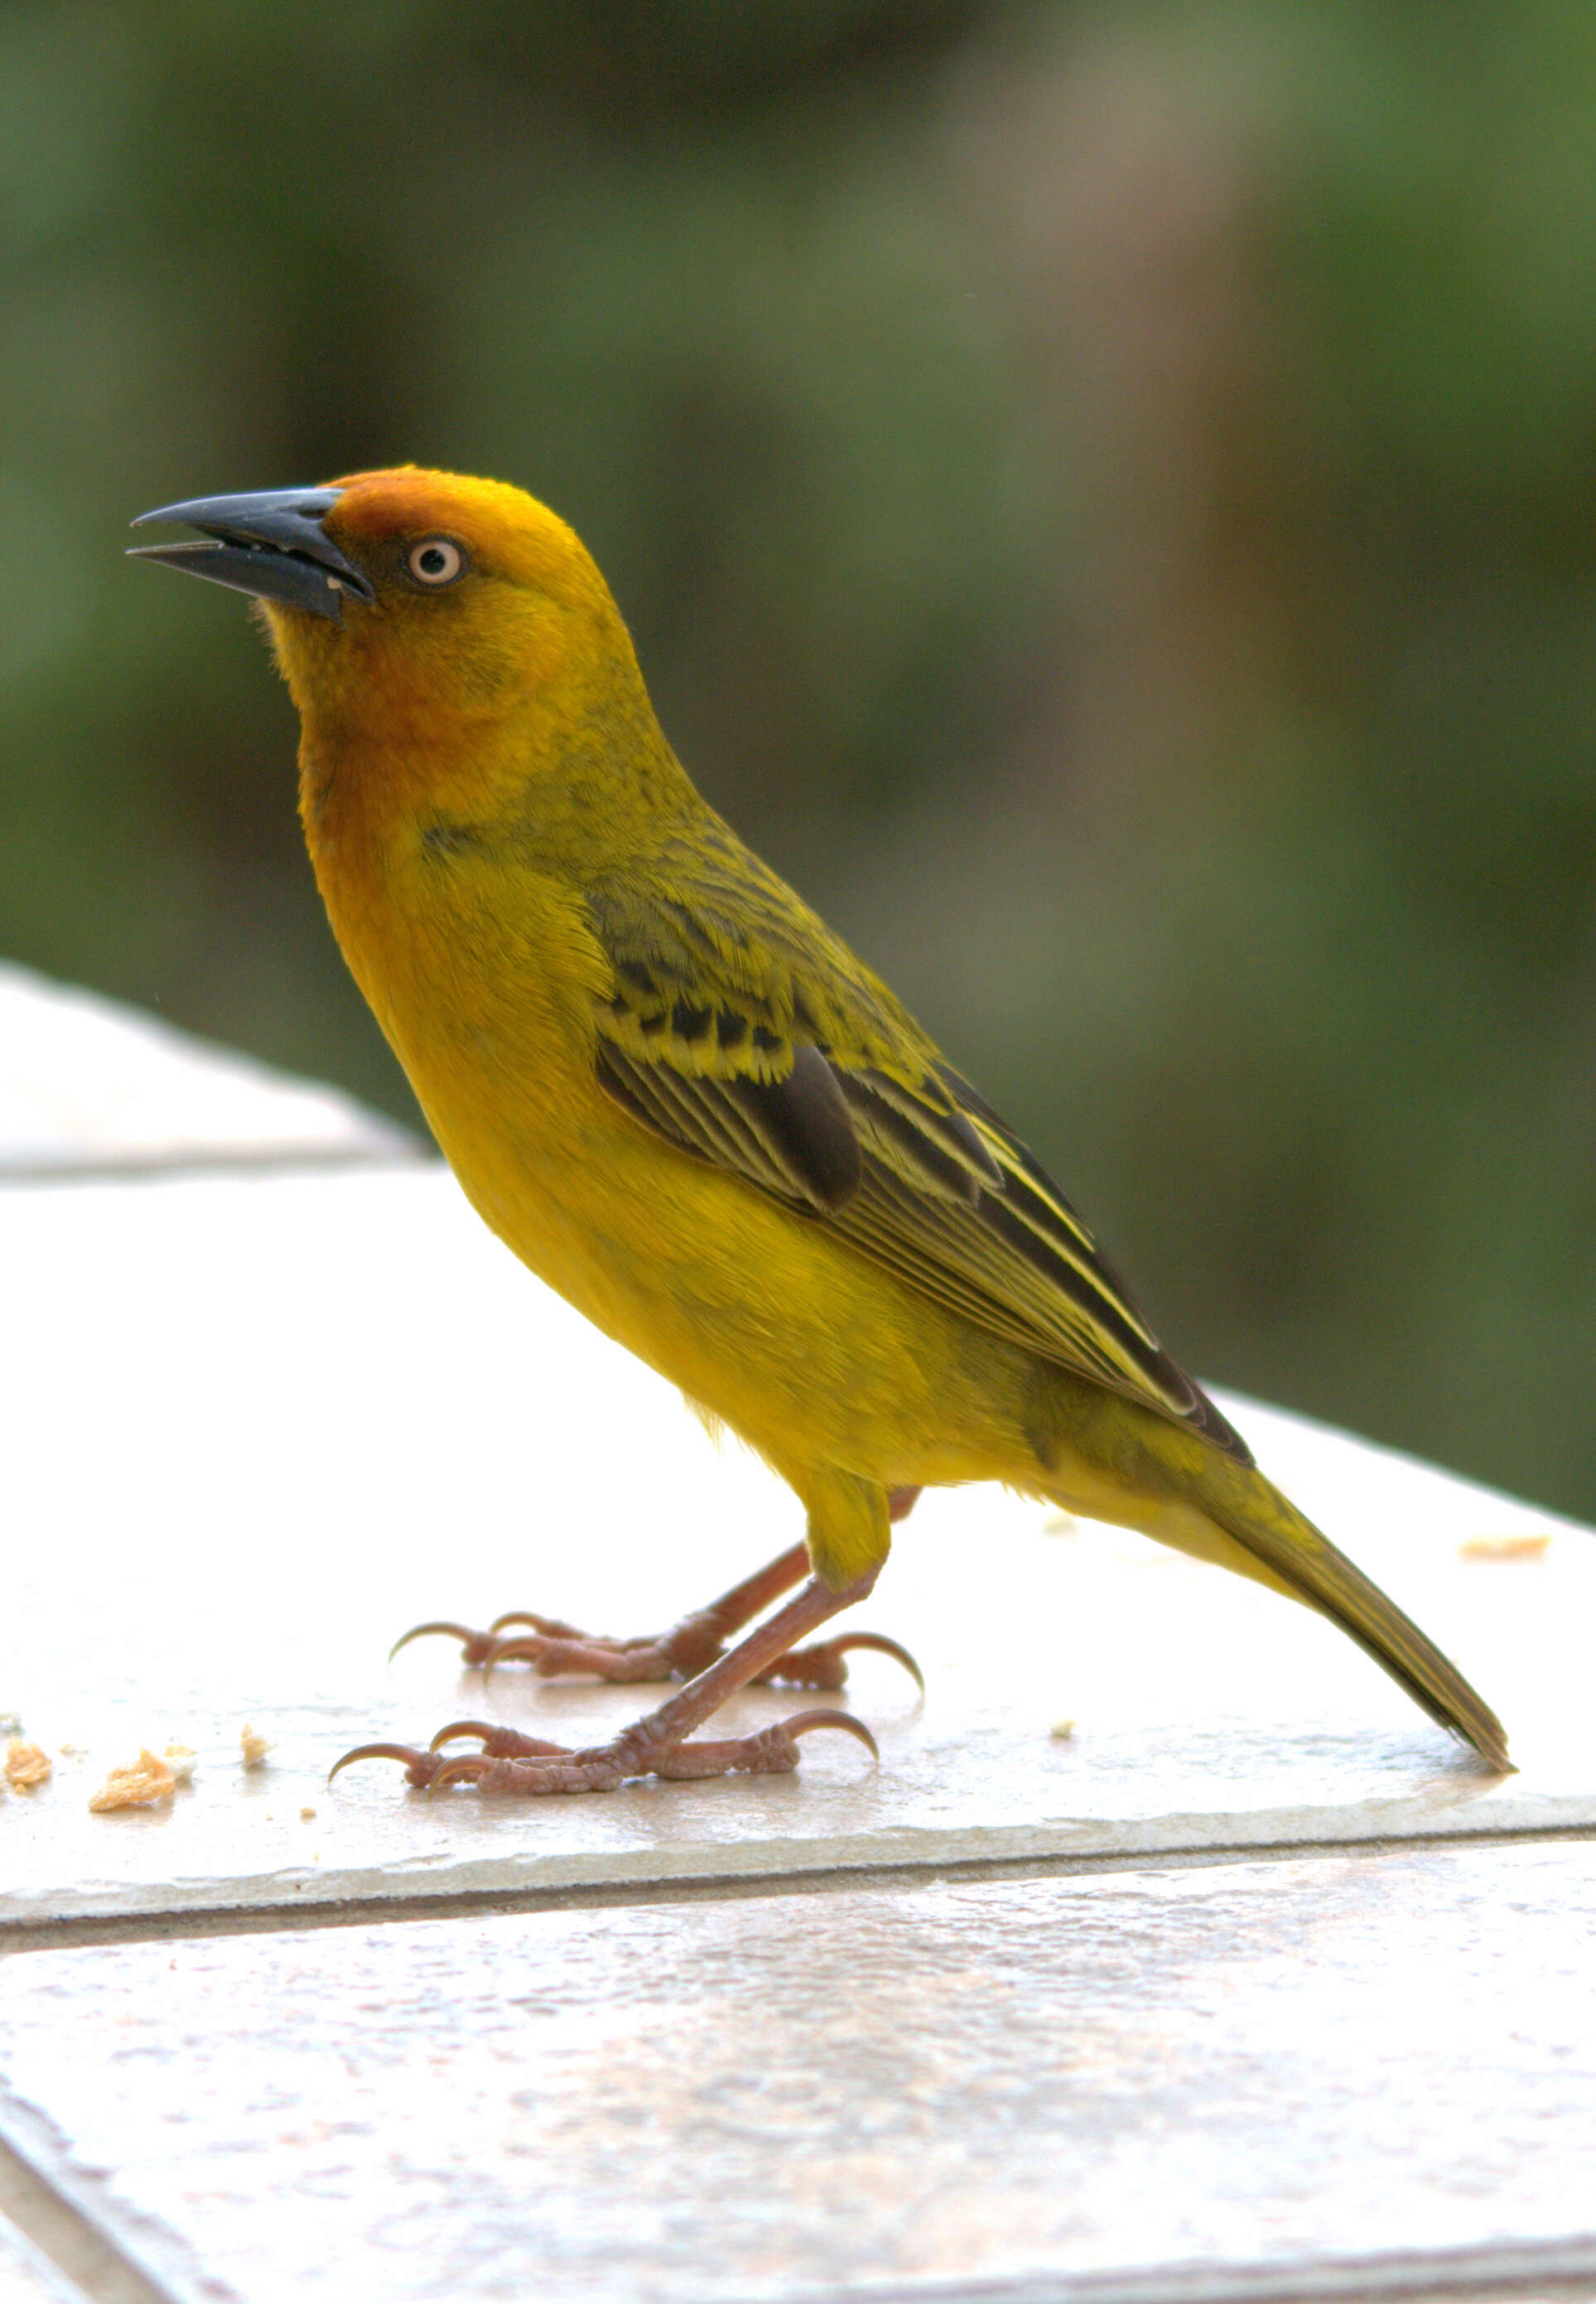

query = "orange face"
321;468;605;601
132;466;634;742
272;467;627;736
129;464;675;856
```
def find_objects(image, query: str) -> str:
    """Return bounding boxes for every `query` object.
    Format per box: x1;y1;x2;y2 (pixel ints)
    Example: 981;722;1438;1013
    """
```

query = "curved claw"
828;1632;925;1695
388;1621;482;1665
782;1709;880;1762
428;1720;571;1762
480;1633;547;1677
427;1754;492;1795
427;1719;497;1753
328;1742;430;1784
488;1609;583;1639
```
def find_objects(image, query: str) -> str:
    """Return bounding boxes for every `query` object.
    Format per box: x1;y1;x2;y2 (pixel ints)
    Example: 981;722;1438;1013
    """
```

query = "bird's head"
130;467;640;745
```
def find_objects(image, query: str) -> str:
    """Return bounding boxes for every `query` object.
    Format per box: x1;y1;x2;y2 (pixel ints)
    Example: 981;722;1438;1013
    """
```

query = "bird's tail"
1063;1439;1511;1770
1199;1452;1510;1767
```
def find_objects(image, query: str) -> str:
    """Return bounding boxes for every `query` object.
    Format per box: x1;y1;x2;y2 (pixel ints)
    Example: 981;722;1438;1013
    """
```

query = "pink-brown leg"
390;1513;923;1694
333;1566;885;1796
485;1544;811;1680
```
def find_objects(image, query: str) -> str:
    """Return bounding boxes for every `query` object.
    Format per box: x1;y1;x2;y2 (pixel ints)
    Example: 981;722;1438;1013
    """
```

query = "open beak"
128;488;376;625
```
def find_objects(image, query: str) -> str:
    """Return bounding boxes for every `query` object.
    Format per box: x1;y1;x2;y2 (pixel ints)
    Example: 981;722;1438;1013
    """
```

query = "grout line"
3;1821;1593;1958
778;2233;1596;2304
0;2132;186;2304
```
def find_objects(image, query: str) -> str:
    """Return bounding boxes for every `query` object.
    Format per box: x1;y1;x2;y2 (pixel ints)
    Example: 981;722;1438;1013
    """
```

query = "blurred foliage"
7;0;1596;1511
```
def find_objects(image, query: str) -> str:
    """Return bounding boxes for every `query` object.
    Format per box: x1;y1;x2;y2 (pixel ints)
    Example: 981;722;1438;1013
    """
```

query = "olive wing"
586;870;1248;1463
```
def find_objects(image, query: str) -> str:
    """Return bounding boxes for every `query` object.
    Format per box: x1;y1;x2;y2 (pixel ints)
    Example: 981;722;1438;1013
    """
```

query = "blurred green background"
7;0;1596;1512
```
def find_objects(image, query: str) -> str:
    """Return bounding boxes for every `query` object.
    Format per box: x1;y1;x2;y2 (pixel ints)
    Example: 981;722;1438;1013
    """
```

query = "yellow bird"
130;469;1509;1791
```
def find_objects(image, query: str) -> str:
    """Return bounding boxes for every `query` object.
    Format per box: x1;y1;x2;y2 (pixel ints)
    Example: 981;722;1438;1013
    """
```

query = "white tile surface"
2;1843;1594;2304
2;1164;1590;1928
0;961;416;1175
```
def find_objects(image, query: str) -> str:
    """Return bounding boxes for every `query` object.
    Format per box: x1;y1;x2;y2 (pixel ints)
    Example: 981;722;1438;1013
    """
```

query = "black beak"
128;489;376;625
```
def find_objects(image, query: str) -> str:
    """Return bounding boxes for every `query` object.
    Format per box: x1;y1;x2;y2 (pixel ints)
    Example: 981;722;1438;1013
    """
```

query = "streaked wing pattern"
586;867;1250;1463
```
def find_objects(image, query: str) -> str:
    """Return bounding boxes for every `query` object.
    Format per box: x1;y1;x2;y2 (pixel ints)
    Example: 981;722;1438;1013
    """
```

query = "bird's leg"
750;1484;922;1689
389;1484;924;1693
335;1564;885;1796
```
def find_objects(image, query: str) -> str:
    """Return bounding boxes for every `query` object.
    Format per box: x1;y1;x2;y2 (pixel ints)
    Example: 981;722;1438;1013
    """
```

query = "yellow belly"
433;1063;1023;1492
313;836;1121;1516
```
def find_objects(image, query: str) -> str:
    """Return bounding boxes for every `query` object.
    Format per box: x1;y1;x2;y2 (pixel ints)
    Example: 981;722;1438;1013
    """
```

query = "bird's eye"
406;537;465;587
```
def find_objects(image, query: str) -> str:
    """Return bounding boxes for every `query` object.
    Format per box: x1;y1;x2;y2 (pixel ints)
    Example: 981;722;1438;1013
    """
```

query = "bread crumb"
5;1741;51;1790
300;1805;316;1821
1042;1512;1078;1535
240;1724;274;1767
89;1749;176;1812
162;1742;196;1783
1460;1533;1553;1561
1050;1718;1077;1740
57;1742;84;1757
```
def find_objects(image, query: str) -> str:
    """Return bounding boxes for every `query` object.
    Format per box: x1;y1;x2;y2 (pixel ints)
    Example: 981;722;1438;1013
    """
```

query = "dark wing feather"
597;1038;861;1212
585;860;1250;1464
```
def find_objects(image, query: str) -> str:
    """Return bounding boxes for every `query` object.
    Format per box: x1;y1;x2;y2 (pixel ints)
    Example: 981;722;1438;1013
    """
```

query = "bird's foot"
345;1563;888;1801
388;1536;921;1694
330;1708;877;1796
754;1631;922;1691
390;1607;729;1683
389;1609;919;1692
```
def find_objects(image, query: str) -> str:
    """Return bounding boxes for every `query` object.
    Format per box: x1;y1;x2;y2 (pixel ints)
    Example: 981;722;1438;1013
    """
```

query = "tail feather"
1198;1458;1511;1771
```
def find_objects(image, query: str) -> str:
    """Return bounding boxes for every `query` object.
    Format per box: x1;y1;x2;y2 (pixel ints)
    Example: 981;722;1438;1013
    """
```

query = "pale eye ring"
406;537;465;587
